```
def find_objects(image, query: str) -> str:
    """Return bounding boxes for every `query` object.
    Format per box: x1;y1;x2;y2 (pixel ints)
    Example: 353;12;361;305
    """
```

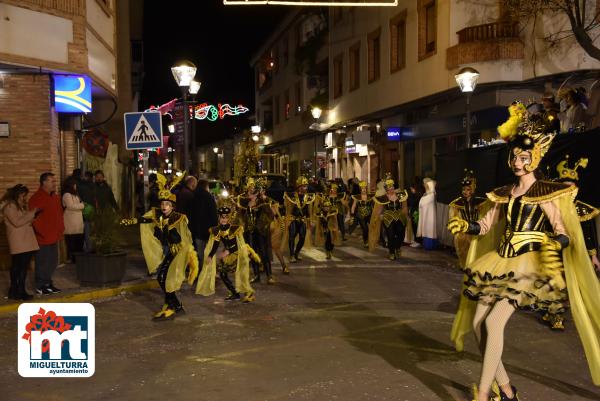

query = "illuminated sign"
194;103;249;122
54;75;92;113
386;127;401;141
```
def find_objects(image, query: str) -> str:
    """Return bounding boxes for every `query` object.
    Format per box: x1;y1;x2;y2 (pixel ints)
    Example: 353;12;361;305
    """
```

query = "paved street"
1;240;599;401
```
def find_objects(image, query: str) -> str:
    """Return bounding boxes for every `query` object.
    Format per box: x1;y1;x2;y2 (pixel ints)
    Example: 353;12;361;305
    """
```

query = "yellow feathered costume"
140;209;199;292
195;225;257;296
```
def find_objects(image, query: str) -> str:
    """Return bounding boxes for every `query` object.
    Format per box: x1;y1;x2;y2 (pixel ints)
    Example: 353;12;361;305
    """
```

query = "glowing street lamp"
252;134;260;142
168;123;175;134
455;67;480;148
251;125;261;134
171;60;197;171
311;106;322;120
213;147;219;154
189;80;201;95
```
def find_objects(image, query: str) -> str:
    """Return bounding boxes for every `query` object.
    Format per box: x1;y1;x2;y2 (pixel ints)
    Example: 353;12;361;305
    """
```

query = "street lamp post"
311;107;322;178
189;80;201;172
455;67;480;149
171;60;197;172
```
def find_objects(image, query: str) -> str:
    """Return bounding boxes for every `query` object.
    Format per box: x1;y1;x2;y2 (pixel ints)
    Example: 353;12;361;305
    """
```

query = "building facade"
250;9;329;185
325;0;600;190
0;0;142;266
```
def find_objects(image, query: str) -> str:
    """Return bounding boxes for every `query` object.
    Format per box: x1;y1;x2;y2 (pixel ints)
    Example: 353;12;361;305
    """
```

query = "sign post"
124;112;163;211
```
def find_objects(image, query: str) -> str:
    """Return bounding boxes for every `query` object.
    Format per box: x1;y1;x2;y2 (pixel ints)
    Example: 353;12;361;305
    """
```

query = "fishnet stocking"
473;301;511;388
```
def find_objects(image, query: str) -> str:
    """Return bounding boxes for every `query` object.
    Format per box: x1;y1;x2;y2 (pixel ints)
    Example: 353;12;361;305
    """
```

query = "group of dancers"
134;100;600;400
136;172;416;320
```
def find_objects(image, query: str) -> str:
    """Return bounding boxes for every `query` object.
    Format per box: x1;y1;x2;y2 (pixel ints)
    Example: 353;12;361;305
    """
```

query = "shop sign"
54;75;92;113
386;127;401;141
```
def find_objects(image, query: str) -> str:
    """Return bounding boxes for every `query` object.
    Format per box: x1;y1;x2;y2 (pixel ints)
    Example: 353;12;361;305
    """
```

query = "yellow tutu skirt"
463;250;567;314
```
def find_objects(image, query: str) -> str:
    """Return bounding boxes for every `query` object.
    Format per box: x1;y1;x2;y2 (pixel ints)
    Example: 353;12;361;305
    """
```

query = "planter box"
74;251;127;286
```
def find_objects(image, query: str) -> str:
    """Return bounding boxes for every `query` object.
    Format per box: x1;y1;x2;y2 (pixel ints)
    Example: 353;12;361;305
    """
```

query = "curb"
0;280;159;315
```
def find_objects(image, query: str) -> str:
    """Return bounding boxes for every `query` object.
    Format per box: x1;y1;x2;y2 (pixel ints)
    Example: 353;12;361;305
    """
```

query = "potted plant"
74;208;127;286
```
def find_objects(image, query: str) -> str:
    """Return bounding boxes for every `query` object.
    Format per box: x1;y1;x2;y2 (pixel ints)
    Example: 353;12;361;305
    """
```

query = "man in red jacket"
29;172;64;295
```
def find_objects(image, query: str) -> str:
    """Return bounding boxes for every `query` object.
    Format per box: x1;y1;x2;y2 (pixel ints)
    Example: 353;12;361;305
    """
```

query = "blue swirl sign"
54;75;92;113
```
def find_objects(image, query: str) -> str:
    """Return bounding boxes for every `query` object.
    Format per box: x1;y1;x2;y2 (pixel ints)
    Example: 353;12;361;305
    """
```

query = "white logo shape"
128;115;159;144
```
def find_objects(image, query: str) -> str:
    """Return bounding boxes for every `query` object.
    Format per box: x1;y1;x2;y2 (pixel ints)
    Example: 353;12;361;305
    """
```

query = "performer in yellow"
327;183;349;241
351;181;374;248
236;178;275;284
283;176;316;262
448;104;600;401
315;186;341;259
139;173;199;321
369;174;408;260
449;170;489;268
258;184;290;274
541;155;600;330
196;206;258;302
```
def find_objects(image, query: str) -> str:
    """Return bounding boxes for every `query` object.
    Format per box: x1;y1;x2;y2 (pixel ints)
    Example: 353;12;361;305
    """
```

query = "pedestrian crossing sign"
124;112;163;150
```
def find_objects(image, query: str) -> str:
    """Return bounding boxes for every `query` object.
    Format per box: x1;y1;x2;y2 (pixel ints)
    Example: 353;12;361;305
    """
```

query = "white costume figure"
417;178;438;250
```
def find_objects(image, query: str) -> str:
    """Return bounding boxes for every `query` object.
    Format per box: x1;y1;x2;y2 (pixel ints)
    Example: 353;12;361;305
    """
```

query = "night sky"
141;2;290;145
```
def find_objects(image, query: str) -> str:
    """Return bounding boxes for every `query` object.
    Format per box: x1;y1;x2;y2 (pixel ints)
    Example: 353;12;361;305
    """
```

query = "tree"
505;0;600;62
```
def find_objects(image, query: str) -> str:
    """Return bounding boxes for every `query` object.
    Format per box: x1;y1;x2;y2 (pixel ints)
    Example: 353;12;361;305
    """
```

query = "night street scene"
2;1;600;400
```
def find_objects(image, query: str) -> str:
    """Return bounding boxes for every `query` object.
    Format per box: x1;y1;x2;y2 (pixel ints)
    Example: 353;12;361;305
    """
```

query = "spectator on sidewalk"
29;172;64;295
1;184;39;300
77;171;95;252
559;88;587;133
94;170;118;211
176;176;197;219
541;93;561;133
62;178;85;262
147;173;160;210
190;179;218;262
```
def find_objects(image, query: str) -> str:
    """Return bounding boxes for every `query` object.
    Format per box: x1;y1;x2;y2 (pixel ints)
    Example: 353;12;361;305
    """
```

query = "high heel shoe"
498;385;519;401
471;384;499;401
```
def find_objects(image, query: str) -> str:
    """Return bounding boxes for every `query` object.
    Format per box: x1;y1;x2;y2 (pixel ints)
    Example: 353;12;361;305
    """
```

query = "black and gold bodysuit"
374;190;408;255
284;192;316;259
329;193;348;240
352;194;373;244
237;197;273;280
208;224;241;295
450;196;487;222
482;182;571;258
576;200;599;256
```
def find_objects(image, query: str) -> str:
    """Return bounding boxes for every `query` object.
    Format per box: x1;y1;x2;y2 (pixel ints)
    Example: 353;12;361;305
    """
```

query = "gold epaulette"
168;212;187;229
304;193;316;204
521;181;577;205
373;195;390;205
449;197;465;209
230;225;243;237
576;200;600;222
236;195;247;210
396;189;408;202
283;192;298;206
487;185;512;203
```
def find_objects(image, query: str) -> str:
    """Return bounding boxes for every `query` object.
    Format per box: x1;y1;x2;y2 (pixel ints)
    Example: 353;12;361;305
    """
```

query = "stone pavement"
1;235;599;401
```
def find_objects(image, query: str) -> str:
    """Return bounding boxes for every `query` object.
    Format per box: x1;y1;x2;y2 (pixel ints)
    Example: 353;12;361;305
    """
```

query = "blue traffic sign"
124;112;163;150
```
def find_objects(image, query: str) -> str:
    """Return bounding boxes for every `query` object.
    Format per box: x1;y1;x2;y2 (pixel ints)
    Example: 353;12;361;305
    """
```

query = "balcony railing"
19;0;85;16
457;21;520;43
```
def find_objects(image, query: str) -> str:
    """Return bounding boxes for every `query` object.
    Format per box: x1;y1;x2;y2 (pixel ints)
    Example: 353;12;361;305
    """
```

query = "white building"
326;1;600;189
250;9;329;184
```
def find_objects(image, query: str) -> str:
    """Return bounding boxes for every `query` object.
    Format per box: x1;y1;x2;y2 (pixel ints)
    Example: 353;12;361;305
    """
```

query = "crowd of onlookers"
538;86;600;134
0;169;118;300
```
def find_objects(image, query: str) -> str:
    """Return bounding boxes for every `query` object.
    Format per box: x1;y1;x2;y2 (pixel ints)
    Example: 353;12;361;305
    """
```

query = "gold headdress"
461;169;476;191
556;155;588;182
359;181;367;189
245;177;256;192
157;171;186;203
329;183;338;192
296;176;309;187
383;173;395;190
255;177;268;191
500;102;556;172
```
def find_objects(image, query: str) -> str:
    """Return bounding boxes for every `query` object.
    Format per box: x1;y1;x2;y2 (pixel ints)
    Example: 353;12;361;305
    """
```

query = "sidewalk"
0;247;156;314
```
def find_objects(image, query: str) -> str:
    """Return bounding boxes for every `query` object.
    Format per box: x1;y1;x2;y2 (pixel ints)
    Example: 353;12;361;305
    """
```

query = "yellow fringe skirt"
463;250;568;314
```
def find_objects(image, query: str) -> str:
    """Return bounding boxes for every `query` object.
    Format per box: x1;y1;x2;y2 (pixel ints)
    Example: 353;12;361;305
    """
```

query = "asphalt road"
1;241;599;401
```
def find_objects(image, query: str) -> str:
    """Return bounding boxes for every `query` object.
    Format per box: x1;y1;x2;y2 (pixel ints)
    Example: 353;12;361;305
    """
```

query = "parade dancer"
196;206;258;302
139;174;199;321
237;178;275;284
328;183;349;241
541;156;600;330
448;104;600;401
258;186;289;274
315;186;341;259
350;181;374;248
449;170;489;268
284;177;316;262
369;174;408;260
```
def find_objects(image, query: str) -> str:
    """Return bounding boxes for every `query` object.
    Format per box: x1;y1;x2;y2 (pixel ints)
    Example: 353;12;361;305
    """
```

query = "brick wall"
0;74;73;268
